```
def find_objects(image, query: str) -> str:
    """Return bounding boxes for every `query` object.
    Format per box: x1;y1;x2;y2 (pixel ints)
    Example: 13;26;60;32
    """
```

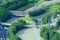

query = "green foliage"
17;0;40;10
41;2;60;24
45;0;51;1
0;6;11;22
2;0;39;10
40;27;51;40
49;2;60;18
37;0;51;4
8;30;22;40
52;32;60;40
28;7;49;17
2;0;14;4
17;3;35;11
8;19;28;40
21;17;37;22
28;0;39;3
40;27;60;40
9;19;27;34
2;0;9;4
8;17;36;40
42;13;51;24
2;0;29;10
55;18;60;29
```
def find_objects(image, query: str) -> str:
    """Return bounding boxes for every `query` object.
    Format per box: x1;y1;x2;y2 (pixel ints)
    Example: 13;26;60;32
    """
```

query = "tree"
55;18;60;29
40;27;50;40
3;0;29;10
40;27;60;40
29;6;48;17
52;32;60;40
42;13;51;24
0;6;11;22
49;2;60;18
8;19;28;40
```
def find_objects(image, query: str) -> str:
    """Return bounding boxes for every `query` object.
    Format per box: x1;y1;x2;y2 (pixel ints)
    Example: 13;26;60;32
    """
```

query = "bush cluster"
0;6;11;22
40;27;60;40
8;19;28;40
55;18;60;29
3;0;29;10
28;7;49;17
42;13;51;24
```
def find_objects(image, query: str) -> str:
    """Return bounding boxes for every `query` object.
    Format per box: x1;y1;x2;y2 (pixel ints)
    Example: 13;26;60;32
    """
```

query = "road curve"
24;0;60;13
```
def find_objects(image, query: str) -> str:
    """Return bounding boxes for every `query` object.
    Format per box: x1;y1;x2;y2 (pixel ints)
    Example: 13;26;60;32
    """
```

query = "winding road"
0;0;60;40
24;0;60;13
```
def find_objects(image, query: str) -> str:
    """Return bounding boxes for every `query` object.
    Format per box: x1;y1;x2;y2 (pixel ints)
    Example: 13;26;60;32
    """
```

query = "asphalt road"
0;0;60;40
0;15;23;40
24;0;59;13
0;25;9;40
6;15;22;24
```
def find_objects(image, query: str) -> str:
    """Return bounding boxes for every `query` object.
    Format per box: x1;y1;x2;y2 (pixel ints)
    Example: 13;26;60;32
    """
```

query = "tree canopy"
0;6;11;22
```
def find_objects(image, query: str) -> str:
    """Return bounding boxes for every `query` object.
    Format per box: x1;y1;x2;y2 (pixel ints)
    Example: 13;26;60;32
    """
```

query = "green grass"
37;0;51;4
21;17;36;22
37;0;45;4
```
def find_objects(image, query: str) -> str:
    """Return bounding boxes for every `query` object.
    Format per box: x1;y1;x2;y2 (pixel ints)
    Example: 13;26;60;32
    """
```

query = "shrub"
8;30;22;40
40;27;51;40
3;0;29;10
28;6;49;17
42;13;51;24
40;27;60;40
55;18;60;29
8;17;36;40
37;0;51;4
49;2;60;18
8;19;27;40
0;6;11;22
2;0;39;10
